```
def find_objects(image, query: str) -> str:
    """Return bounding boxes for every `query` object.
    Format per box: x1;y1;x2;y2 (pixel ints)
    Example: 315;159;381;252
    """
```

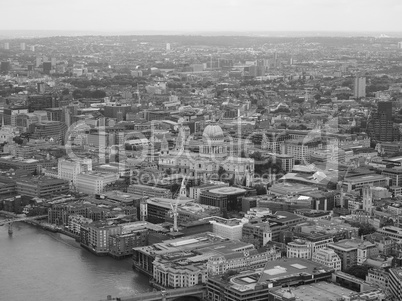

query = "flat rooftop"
134;232;247;257
259;258;332;283
344;174;387;183
275;282;354;301
208;186;247;195
270;182;318;192
390;267;402;281
385;156;402;162
147;197;191;209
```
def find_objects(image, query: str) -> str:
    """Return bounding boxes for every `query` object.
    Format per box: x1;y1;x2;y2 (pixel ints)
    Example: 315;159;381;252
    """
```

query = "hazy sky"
1;0;402;32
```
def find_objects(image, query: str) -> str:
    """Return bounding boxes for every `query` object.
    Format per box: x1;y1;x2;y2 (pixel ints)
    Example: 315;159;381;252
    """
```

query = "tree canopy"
72;89;106;99
345;265;369;280
346;221;376;236
254;184;267;195
249;152;283;175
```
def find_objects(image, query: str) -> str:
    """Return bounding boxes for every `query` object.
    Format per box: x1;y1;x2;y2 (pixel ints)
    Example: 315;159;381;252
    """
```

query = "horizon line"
1;30;402;39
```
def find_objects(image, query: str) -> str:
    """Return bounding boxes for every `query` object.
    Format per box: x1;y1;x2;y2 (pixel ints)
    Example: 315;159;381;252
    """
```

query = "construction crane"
169;199;179;232
168;176;187;232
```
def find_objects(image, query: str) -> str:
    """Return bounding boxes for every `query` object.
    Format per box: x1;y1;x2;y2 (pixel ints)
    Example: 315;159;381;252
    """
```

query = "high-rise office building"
166;43;171;51
0;61;11;73
3;42;9;50
30;45;35;52
43;62;52;74
20;43;26;51
367;101;398;142
378;101;393;119
398;42;402;49
37;82;46;94
354;76;366;98
27;94;57;112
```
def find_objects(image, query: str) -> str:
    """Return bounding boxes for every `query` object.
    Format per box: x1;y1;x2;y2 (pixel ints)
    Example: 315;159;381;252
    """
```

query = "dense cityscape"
2;32;402;301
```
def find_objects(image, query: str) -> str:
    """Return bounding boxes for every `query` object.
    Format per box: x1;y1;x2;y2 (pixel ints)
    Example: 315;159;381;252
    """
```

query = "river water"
0;218;150;301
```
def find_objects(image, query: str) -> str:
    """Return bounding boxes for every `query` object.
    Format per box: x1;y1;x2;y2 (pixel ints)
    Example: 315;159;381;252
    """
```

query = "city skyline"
1;2;402;299
1;0;402;33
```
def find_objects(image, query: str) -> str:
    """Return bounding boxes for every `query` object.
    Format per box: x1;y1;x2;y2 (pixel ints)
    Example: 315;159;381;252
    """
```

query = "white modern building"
354;77;366;99
58;158;92;184
209;217;243;240
76;171;119;194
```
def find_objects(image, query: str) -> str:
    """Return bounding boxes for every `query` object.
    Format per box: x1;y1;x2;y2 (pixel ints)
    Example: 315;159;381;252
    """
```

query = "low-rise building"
15;176;69;198
366;268;389;292
200;186;250;212
207;247;281;277
287;239;312;259
376;226;402;241
68;214;93;235
127;184;172;198
206;258;334;301
208;217;243;240
108;227;148;258
327;239;378;271
242;221;272;248
363;232;395;256
342;174;390;193
189;183;228;200
82;221;161;257
312;247;342;271
153;253;207;288
133;233;250;277
76;171;119;194
58;158;92;183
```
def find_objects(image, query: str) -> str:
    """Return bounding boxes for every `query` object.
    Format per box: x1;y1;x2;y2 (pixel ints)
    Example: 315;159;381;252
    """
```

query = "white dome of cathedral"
203;124;224;139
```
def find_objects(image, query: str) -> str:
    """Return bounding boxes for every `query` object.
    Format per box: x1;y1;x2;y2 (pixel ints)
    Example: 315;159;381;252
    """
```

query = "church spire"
161;134;169;155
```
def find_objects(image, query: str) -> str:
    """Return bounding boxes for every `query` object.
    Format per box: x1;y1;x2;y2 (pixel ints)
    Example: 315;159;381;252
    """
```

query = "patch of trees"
249;152;283;175
72;89;106;99
13;136;24;145
254;184;267;195
336;93;352;100
344;264;369;280
366;76;391;95
63;76;147;88
167;82;184;89
346;221;376;236
242;234;261;249
341;78;353;89
222;270;239;281
217;166;235;185
292;98;305;104
316;98;332;105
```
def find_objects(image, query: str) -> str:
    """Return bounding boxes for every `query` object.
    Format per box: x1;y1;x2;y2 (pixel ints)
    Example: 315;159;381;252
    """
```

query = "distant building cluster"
3;34;402;301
